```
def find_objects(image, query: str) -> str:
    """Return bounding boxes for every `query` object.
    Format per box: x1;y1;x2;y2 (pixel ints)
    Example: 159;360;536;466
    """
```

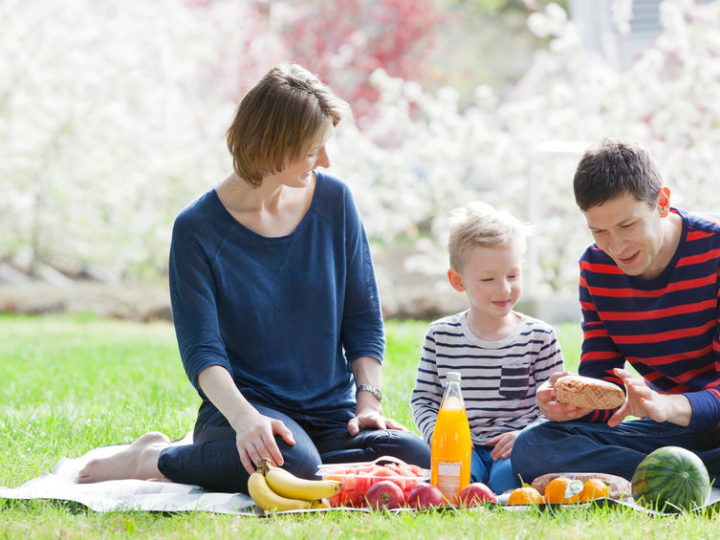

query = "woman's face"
278;124;333;187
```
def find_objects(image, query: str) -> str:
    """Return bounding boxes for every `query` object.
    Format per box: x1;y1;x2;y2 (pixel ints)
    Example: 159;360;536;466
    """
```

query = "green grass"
1;315;716;538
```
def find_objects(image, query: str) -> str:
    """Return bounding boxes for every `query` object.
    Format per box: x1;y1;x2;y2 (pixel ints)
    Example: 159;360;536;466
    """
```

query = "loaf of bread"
554;375;625;409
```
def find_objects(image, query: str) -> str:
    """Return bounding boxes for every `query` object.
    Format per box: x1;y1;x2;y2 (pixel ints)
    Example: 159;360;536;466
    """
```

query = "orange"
578;479;609;502
506;486;543;505
543;477;583;504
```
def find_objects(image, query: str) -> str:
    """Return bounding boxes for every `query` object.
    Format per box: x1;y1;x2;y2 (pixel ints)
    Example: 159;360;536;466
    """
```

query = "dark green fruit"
631;446;710;513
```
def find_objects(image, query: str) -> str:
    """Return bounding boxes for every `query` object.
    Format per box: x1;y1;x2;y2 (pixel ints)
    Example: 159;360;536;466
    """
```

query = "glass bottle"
430;371;472;501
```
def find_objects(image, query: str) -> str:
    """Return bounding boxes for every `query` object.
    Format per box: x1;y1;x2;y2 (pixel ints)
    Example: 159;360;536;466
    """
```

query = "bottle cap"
447;372;461;383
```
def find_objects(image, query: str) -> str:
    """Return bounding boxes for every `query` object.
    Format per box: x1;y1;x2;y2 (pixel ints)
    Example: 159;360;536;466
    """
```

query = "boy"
410;201;564;494
511;140;720;485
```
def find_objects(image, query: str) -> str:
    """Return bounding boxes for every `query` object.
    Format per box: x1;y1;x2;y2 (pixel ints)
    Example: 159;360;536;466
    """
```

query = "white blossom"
2;0;718;302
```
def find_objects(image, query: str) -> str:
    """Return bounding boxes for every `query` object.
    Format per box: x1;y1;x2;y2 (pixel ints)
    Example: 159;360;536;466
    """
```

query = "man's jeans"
512;418;720;485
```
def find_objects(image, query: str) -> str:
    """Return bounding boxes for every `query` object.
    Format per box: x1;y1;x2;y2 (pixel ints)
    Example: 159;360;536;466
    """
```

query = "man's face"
583;191;667;279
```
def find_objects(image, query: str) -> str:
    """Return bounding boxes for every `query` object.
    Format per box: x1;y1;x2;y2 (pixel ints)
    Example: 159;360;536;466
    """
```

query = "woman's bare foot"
76;432;171;483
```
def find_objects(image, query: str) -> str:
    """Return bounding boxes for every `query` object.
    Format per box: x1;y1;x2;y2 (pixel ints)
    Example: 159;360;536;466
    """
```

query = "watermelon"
631;446;711;513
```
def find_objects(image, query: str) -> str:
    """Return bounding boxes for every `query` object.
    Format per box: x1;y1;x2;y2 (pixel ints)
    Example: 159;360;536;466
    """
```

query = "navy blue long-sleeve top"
168;172;384;422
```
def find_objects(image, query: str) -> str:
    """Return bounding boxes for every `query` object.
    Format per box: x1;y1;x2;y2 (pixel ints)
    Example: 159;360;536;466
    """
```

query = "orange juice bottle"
430;371;472;501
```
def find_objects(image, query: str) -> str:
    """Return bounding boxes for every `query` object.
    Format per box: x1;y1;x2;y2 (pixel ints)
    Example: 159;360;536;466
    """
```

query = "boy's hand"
536;371;592;422
487;431;519;460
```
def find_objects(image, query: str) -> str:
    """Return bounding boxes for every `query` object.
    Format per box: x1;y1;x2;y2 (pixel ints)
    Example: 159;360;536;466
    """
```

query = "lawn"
0;314;715;538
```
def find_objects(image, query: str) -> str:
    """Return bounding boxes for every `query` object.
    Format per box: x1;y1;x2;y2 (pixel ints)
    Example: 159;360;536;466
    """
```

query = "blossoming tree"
2;0;718;317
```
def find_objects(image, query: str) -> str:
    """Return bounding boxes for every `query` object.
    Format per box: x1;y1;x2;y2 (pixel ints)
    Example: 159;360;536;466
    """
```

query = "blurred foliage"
269;0;445;118
435;0;567;13
3;0;719;303
421;0;570;104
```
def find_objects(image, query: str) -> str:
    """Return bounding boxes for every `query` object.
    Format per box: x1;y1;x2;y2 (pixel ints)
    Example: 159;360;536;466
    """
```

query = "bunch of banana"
247;459;341;513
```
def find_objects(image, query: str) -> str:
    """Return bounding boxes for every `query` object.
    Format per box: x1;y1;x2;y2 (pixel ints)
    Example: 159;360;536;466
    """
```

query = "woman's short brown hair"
226;64;351;186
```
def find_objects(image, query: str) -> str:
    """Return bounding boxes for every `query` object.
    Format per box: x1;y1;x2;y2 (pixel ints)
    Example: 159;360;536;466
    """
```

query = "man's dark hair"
573;140;663;211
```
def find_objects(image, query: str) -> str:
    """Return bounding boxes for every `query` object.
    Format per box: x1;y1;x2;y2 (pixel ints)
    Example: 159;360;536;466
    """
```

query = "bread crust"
554;375;625;409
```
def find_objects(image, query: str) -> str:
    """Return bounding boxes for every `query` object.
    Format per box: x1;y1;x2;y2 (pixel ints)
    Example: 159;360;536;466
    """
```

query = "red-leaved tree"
273;0;445;119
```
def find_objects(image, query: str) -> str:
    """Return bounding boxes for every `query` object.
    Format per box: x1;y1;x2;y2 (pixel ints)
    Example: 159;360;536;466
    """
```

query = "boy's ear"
447;268;465;292
657;186;671;216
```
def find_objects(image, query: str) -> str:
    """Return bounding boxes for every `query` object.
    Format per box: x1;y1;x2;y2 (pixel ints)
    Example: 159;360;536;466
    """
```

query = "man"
511;140;720;484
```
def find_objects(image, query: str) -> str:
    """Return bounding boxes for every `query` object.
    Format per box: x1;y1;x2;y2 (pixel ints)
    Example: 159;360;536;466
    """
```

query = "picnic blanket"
3;440;720;516
0;438;261;515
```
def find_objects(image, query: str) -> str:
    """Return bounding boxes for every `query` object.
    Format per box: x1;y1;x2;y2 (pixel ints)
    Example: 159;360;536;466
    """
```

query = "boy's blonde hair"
448;201;528;271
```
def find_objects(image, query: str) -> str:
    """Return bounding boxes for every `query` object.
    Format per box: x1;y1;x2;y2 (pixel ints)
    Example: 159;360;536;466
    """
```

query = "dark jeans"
511;419;720;485
157;402;431;493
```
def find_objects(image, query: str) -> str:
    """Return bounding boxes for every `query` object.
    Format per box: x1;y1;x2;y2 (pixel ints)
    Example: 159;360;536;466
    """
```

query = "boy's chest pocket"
499;363;531;399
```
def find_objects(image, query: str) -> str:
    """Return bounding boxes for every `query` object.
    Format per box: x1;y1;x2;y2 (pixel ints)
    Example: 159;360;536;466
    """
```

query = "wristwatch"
356;384;383;402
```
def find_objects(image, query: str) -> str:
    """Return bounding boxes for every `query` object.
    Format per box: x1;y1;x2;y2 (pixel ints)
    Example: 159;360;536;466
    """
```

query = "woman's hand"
197;365;296;475
487;430;519;460
234;410;295;475
536;371;593;422
347;396;409;436
348;355;407;435
608;368;691;427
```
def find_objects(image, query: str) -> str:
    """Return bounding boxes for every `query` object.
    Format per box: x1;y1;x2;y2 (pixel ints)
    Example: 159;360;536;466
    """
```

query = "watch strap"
356;384;383;402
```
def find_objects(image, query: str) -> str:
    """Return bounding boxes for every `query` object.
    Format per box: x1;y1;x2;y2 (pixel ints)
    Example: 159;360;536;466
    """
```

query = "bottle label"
438;462;461;476
437;461;462;498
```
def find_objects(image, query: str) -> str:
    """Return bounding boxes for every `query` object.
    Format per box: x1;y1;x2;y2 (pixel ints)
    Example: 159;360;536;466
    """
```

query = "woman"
76;64;430;493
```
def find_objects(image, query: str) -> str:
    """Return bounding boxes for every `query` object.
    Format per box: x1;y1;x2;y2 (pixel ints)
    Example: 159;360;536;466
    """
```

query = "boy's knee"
470;447;491;484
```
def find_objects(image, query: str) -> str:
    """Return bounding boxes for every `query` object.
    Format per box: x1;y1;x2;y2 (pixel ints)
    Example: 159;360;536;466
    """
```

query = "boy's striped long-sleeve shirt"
578;208;720;429
410;311;564;446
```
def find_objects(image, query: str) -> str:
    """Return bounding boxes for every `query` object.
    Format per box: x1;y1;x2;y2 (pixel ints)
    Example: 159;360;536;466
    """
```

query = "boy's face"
448;243;523;320
583;190;669;279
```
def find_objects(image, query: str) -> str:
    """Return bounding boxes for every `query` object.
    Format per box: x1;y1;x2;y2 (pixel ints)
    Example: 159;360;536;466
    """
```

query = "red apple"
457;482;498;505
406;482;446;509
364;480;405;509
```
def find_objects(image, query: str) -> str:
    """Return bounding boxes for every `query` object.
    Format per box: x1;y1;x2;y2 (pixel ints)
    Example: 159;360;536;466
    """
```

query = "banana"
264;462;341;501
247;469;313;512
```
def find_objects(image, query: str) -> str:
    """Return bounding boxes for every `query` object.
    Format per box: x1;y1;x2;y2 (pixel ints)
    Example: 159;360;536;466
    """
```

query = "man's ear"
657;186;671;217
447;268;465;292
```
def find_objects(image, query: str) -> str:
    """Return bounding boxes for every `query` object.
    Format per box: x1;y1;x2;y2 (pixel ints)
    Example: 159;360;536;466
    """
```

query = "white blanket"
3;443;719;516
0;441;259;515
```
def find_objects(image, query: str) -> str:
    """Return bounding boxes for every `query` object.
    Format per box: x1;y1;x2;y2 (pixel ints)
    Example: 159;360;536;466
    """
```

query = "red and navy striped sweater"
578;208;720;430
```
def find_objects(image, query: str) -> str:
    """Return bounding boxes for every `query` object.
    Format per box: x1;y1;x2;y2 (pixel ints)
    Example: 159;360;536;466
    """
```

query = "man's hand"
487;430;519;460
537;371;593;422
608;368;691;427
234;411;295;475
